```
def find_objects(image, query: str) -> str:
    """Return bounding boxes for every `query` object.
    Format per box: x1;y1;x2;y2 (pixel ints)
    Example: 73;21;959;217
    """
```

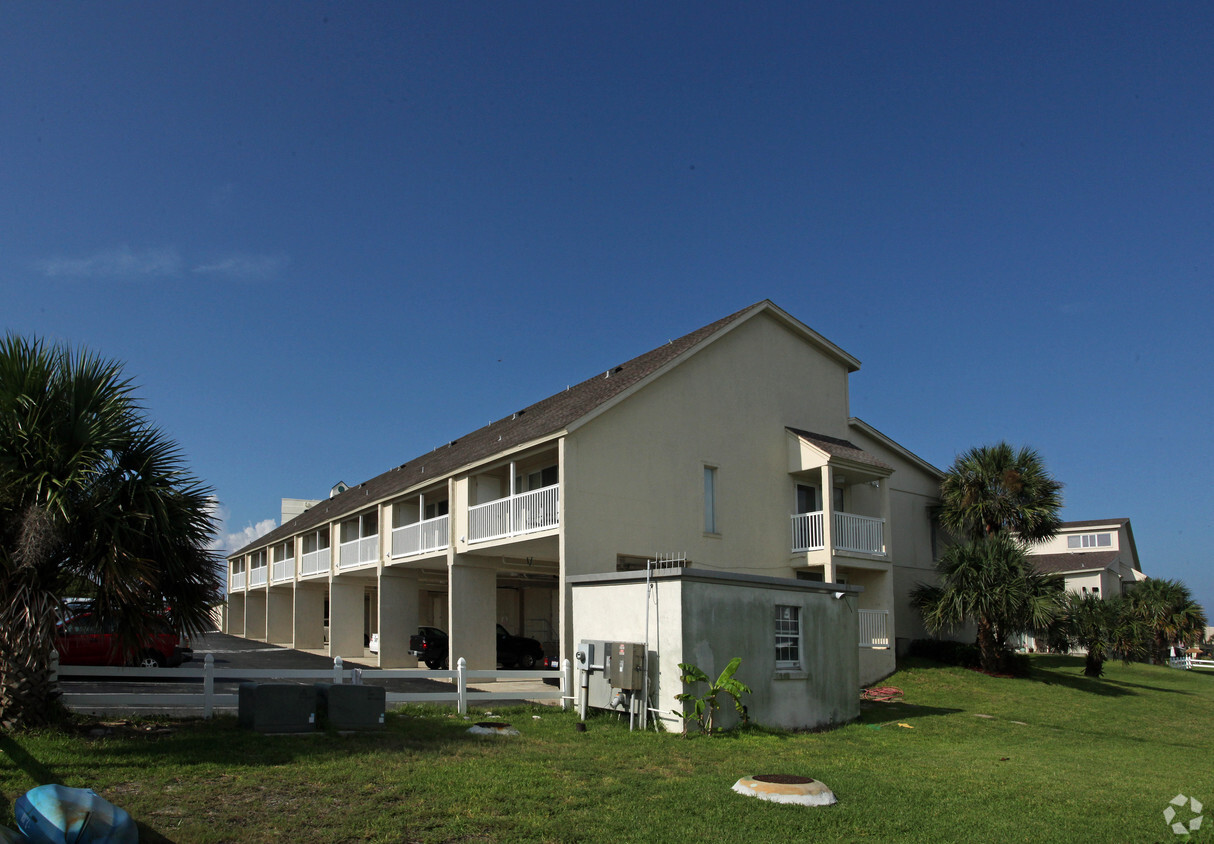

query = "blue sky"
4;3;1212;613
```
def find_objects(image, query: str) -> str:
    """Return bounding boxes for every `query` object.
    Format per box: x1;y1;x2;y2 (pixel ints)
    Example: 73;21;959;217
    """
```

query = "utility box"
315;683;386;730
238;683;316;733
608;642;644;690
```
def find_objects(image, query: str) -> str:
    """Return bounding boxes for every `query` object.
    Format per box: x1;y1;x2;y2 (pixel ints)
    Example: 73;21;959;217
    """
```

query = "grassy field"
1;655;1212;843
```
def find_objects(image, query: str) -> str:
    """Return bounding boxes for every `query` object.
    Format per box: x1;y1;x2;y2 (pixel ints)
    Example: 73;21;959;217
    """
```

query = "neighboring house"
1025;518;1148;597
224;300;943;728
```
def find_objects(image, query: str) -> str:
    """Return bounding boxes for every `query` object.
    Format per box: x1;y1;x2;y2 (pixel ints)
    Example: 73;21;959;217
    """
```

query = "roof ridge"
229;301;765;557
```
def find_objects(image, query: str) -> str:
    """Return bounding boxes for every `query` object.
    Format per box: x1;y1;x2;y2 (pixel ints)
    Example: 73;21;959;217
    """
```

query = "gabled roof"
786;427;893;473
847;417;945;480
231;299;858;559
1030;551;1121;576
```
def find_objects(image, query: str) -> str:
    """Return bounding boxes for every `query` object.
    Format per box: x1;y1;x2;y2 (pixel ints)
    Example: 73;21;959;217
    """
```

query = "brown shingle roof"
786;428;893;473
1030;551;1120;575
231;301;765;558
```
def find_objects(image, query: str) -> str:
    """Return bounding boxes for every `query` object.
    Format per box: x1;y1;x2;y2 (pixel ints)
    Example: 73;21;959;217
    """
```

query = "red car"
55;613;191;668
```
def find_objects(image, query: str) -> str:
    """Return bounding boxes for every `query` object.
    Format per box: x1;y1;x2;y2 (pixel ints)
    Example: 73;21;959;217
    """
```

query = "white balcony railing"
791;511;885;556
791;512;826;551
339;535;379;569
248;566;267;588
300;547;331;576
468;484;560;544
271;559;292;583
834;512;885;555
392;514;449;558
859;609;889;648
229;571;246;591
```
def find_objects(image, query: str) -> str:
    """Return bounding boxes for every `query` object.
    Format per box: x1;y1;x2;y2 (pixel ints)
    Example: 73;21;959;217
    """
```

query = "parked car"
54;613;191;668
408;625;545;669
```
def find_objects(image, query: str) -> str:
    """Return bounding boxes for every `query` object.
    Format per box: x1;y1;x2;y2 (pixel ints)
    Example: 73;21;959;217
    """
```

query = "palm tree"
0;336;222;728
939;442;1063;542
911;533;1062;673
1126;578;1207;664
914;442;1065;673
1050;593;1146;677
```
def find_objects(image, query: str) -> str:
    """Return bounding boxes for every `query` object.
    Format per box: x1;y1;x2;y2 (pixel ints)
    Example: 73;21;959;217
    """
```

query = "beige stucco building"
1025;518;1148;596
224;300;944;728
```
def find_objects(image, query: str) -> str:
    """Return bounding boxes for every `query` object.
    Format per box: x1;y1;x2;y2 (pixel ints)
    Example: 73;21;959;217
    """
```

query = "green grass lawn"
2;655;1212;843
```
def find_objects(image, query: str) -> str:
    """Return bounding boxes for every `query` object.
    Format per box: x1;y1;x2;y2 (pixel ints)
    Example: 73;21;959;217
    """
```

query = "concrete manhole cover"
732;774;837;806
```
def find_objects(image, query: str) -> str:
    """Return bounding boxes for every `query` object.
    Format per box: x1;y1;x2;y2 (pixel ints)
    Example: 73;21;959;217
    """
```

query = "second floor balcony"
248;566;267;588
339;535;379;569
230;571;246;591
271;559;293;583
300;546;331;577
468;484;560;544
392;514;450;558
791;510;885;556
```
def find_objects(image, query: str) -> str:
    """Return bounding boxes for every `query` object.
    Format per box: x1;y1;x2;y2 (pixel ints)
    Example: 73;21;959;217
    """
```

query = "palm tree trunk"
0;631;60;730
976;617;1001;673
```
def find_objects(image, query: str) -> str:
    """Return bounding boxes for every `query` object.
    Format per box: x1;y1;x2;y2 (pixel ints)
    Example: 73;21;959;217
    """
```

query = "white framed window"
1067;533;1112;549
704;465;718;534
775;605;801;669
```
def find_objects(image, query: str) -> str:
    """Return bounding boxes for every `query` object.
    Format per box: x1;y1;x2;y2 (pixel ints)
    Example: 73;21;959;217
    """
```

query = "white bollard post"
561;658;572;712
457;657;467;715
334;655;344;684
203;653;215;719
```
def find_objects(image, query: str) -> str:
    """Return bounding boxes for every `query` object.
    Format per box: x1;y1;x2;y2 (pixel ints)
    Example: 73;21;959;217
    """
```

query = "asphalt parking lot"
58;631;559;716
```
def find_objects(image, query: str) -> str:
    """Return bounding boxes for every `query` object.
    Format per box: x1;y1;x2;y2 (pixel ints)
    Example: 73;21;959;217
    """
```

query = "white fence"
300;546;330;576
468;485;560;544
53;653;571;717
791;512;825;552
391;515;450;558
248;566;267;588
858;609;889;648
339;535;379;568
271;559;293;582
833;512;885;555
791;511;885;555
1169;655;1214;671
230;571;246;591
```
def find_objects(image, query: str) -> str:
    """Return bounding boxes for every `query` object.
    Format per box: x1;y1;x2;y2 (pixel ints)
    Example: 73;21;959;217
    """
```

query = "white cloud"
33;245;288;282
192;252;288;280
35;245;183;279
207;500;277;554
220;519;279;555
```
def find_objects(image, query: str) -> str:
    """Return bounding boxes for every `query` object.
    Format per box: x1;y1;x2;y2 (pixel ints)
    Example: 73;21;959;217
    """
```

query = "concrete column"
879;476;892;556
227;593;246;636
245;590;267;641
329;576;365;658
448;556;497;668
266;587;293;645
379;569;420;667
293;584;326;650
820;465;835;583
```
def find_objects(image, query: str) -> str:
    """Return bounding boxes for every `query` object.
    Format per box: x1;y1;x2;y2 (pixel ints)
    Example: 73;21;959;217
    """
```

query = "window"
1068;533;1112;549
424;499;449;520
704;465;718;533
775;605;801;669
796;484;818;514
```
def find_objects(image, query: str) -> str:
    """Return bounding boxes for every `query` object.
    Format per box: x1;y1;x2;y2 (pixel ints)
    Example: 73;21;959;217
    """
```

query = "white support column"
293;583;326;650
329;576;365;658
820;465;835;583
879;476;891;556
266;587;293;645
379;569;419;668
245;590;267;641
448;555;498;669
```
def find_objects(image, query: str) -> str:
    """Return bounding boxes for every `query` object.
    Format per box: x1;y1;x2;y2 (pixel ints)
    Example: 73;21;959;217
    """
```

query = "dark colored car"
408;624;545;669
55;613;192;668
